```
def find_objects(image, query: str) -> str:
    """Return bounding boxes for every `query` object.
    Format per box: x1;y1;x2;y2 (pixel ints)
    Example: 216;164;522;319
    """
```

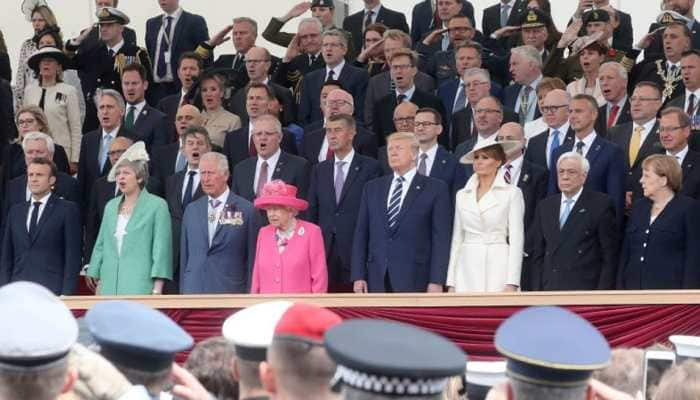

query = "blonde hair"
386;131;419;154
642;154;682;193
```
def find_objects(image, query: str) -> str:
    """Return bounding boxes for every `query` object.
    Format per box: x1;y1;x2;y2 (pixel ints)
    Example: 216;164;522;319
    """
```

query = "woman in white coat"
447;140;525;293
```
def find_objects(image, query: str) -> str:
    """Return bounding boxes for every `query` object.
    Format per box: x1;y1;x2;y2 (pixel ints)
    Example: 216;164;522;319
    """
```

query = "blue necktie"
549;129;560;170
99;134;113;172
575;141;585;155
182;171;196;208
453;84;467;114
387;176;405;228
559;198;574;228
156;16;173;79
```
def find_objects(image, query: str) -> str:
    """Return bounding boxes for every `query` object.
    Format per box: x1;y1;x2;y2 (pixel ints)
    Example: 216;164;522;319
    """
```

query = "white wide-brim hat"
460;139;523;164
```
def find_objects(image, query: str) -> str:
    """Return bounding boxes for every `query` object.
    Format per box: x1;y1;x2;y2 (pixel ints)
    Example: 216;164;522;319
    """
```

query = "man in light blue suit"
352;132;451;293
180;152;258;294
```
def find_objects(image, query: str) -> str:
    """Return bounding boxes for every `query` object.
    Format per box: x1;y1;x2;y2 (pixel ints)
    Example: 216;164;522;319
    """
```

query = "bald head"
497;122;525;161
393;102;419;133
325;89;354;117
245;46;272;82
108;136;134;166
176;105;203;138
542;89;571;129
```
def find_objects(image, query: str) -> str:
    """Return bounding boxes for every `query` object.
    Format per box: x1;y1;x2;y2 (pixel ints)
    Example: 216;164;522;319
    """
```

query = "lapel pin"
522;174;529;183
579;208;586;213
298;226;305;236
355;166;360;171
441;159;447;164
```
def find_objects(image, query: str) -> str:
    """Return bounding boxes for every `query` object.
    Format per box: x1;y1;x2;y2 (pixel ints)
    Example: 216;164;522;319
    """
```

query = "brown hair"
327;113;356;131
121;63;147;81
537;77;566;95
363;23;387;43
642;154;682;193
28;157;58;178
16;105;52;137
660;106;691;128
388;48;418;67
32;6;59;30
416;107;442;126
245;82;274;99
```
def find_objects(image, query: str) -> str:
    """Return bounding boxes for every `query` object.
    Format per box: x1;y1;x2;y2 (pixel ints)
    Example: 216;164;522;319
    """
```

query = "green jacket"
88;190;173;295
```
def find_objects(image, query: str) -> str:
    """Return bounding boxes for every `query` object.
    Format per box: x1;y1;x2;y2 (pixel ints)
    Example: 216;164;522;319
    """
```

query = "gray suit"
363;70;436;128
180;191;258;294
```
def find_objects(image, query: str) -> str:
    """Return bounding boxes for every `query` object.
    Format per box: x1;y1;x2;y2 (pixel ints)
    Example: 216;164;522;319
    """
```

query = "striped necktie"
387;176;405;228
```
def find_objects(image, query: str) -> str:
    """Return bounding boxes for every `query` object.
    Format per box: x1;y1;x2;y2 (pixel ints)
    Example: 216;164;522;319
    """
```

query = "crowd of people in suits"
1;0;700;296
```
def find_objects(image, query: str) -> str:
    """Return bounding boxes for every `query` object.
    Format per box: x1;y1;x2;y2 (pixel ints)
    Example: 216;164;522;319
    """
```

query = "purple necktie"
334;161;346;204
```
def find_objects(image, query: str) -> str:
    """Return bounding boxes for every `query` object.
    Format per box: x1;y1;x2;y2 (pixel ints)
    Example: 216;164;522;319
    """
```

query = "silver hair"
510;379;589;400
233;17;258;36
299;17;323;32
511;45;543;69
200;152;230;176
599;61;628;81
254;114;283;135
462;67;490;82
22;131;55;155
322;29;348;48
98;89;126;111
116;159;149;189
557;151;591;175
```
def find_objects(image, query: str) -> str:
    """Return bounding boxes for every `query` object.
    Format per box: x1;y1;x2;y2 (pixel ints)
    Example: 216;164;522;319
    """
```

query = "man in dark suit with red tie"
595;62;632;136
308;114;382;292
352;132;451;293
222;83;297;174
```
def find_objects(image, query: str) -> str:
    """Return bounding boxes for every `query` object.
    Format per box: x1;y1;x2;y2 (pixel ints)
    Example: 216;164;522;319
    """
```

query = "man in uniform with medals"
65;7;153;133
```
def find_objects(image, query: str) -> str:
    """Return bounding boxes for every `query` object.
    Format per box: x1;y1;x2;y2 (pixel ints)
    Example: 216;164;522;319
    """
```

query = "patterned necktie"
387;176;405;229
549;129;560;170
208;198;222;245
156;16;173;79
334;161;346;204
519;86;532;124
453;84;467;114
326;69;335;82
504;164;512;184
607;104;620;129
500;3;510;27
629;126;643;166
364;10;374;30
418;153;428;176
559;198;574;228
688;94;696;116
575;141;585;155
249;134;257;157
256;161;269;197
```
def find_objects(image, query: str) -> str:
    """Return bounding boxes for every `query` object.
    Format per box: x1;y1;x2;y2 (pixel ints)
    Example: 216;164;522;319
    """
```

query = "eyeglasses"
414;121;440;128
298;33;320;40
463;81;488;89
107;149;127;157
629;97;661;102
324;99;352;107
474;108;502;115
658;125;689;133
244;59;270;65
18;118;37;126
393;117;415;124
540;104;569;114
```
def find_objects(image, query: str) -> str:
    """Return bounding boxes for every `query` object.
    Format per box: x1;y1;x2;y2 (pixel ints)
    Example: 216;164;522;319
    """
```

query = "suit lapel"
558;192;588;238
391;174;424;233
586;136;604;166
381;176;392;233
30;196;57;244
171;12;187;51
517;160;530;188
430;147;448;181
338;158;361;207
634;122;661;168
272;152;287;180
175;171;186;211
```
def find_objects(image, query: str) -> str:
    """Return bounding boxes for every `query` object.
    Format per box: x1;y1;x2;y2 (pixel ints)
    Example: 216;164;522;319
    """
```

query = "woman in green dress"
87;142;172;295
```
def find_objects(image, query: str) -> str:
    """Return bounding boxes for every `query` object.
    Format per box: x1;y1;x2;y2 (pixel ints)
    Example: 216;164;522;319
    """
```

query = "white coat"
446;172;525;292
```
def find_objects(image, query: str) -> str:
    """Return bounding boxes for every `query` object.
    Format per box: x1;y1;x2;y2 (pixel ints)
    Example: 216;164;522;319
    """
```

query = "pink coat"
250;220;328;294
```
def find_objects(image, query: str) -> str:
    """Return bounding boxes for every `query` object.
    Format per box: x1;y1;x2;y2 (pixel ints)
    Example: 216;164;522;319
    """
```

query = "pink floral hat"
254;180;309;211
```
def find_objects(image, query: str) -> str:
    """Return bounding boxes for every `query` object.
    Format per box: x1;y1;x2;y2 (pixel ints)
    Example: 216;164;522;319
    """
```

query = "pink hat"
254;180;309;211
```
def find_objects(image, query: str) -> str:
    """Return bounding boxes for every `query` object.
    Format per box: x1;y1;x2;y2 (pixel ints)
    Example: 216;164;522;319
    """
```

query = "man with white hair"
504;45;543;125
595;62;632;135
272;17;326;97
4;132;80;219
528;151;620;291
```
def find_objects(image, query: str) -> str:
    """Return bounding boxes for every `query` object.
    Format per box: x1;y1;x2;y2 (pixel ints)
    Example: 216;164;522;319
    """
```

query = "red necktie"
249;135;257;157
326;147;334;161
607;105;620;129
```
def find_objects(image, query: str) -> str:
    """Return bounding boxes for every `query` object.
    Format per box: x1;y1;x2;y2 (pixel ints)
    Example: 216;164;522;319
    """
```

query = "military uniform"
273;52;326;103
66;8;153;133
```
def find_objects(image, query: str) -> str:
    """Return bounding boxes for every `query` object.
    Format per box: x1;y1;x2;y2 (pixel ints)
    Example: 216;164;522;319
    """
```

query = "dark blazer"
151;141;181;181
570;8;633;54
351;174;452;292
0;195;82;295
482;0;527;49
681;150;700;200
372;89;446;146
548;134;627;222
126;104;169;150
503;83;542;121
222;126;298;174
272;52;325;96
644;20;700;61
156;93;181;143
342;5;409;54
528;190;619;291
298;64;369;125
307;155;382;284
595;100;632;137
0;53;11;83
4;173;80;221
363;70;436;128
449;105;518;151
301;127;377;164
437;79;504;117
608;121;664;200
1;143;71;184
411;0;475;45
145;10;209;84
618;195;700;289
0;79;16;149
77;127;134;208
524;126;576;170
518;159;548;232
631;60;685;103
667;93;700;120
228;81;296;126
231;151;311;202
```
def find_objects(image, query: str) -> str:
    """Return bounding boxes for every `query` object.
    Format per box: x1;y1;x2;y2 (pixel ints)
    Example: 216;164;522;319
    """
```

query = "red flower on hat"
607;48;617;58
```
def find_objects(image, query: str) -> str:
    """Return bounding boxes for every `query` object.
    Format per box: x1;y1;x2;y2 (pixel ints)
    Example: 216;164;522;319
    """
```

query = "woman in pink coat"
251;180;328;293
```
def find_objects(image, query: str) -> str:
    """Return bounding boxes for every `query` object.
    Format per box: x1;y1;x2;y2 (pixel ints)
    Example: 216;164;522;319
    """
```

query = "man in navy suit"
164;126;210;293
373;48;446;146
4;132;80;221
302;89;377;164
504;45;543;125
156;52;202;142
1;158;81;295
342;0;409;54
308;114;382;292
298;29;369;125
482;0;527;48
231;114;310;203
151;104;203;181
416;15;476;86
660;107;700;200
596;62;632;136
180;152;258;294
222;83;298;174
549;94;627;222
121;63;168;151
145;0;209;102
352;132;451;293
524;89;575;170
411;0;475;46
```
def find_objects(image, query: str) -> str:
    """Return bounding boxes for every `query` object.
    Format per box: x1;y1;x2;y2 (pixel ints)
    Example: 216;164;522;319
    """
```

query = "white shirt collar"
366;4;382;15
326;59;346;76
610;95;627;110
505;154;523;172
668;145;689;164
335;149;355;165
549;121;570;133
258;147;282;165
561;186;584;204
667;60;681;70
633;118;656;138
164;7;183;19
396;85;416;99
393;166;417;185
107;40;124;54
419;143;439;160
209;188;229;207
126;100;147;118
102;126;120;137
575;131;597;153
30;191;52;204
501;0;515;8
